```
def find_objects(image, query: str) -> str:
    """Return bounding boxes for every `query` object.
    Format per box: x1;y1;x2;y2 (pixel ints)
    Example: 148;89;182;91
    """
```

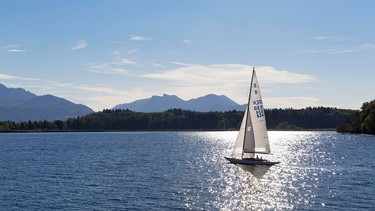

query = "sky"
1;0;375;111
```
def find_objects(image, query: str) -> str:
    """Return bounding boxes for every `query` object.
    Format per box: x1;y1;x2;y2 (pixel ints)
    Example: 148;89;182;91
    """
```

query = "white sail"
232;107;248;158
232;69;270;159
244;70;270;154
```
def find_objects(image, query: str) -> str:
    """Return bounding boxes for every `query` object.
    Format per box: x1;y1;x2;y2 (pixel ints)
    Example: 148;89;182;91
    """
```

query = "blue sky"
1;0;374;111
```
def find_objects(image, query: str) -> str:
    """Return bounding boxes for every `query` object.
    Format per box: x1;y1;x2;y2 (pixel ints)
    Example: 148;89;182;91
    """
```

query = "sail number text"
253;100;264;118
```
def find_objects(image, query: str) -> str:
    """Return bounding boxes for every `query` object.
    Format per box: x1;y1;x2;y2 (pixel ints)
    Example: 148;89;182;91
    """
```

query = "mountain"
0;83;37;108
186;94;244;111
0;83;94;122
113;94;186;112
113;94;245;112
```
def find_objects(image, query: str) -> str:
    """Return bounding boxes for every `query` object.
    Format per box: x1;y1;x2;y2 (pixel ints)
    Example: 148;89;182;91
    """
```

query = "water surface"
0;131;374;210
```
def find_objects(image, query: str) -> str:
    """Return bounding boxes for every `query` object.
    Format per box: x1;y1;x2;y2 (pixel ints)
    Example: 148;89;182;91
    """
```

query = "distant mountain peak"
0;83;94;121
113;94;245;112
0;83;37;108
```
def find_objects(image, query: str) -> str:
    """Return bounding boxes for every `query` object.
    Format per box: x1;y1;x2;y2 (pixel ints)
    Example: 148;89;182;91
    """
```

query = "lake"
0;131;374;210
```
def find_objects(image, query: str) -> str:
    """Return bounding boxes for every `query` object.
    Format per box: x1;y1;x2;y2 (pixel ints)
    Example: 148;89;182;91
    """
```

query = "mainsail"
231;69;270;159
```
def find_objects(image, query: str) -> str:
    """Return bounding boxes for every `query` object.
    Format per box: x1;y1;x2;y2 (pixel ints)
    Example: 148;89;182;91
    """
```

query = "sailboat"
225;68;280;166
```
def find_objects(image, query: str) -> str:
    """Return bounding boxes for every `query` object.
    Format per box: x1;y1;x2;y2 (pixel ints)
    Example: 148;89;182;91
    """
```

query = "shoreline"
0;128;337;133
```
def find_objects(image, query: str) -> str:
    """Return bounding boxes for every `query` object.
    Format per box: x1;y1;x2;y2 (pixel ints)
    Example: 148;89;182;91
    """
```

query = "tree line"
337;99;375;135
0;107;356;132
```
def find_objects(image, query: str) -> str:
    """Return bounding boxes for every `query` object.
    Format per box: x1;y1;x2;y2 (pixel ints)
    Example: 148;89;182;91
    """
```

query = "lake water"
0;131;374;210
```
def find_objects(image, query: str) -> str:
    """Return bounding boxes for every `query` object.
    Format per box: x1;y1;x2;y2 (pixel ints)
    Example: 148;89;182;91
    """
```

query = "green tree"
360;100;375;134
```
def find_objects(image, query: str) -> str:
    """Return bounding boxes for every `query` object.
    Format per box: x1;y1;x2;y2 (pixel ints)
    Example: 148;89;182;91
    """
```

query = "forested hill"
0;107;355;132
266;107;354;130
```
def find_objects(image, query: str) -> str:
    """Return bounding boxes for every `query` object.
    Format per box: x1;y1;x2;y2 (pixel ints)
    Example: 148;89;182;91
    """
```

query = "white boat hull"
224;157;280;166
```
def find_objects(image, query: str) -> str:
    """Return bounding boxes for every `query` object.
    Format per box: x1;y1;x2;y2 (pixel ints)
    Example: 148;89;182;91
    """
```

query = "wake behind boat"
225;68;280;166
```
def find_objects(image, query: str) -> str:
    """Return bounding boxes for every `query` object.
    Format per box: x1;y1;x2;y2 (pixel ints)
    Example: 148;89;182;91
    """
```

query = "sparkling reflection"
238;165;271;179
207;131;375;210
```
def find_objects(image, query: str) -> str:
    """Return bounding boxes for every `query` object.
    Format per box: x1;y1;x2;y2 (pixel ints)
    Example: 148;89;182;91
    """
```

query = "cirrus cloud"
143;63;318;85
2;44;26;53
0;73;39;81
129;35;151;41
71;40;88;50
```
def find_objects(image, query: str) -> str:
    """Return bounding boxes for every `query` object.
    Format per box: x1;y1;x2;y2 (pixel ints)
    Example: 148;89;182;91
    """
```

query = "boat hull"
224;157;280;166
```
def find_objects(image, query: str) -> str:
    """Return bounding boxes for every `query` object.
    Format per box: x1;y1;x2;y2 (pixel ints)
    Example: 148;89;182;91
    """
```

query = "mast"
242;67;256;159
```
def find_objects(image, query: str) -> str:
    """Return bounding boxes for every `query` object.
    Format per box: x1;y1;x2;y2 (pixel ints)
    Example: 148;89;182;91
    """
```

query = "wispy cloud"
143;63;318;85
86;58;134;76
329;43;375;54
75;85;125;95
257;66;318;84
121;58;137;65
265;97;321;109
150;62;165;69
314;36;350;42
141;63;319;103
86;56;137;75
111;50;122;56
314;36;329;40
305;36;375;55
129;35;151;41
0;73;39;81
0;73;16;80
2;44;26;53
71;40;88;50
86;48;138;75
73;85;135;110
182;39;193;45
301;49;332;54
348;43;373;53
87;62;132;76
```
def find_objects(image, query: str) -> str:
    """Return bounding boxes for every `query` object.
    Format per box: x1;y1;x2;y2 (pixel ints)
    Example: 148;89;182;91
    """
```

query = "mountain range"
113;94;245;112
1;83;245;122
0;84;94;122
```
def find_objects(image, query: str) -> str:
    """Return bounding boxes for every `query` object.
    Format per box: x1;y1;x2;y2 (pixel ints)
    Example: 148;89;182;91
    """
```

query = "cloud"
111;50;122;56
0;73;39;81
88;67;131;76
2;44;26;53
150;62;165;69
75;85;124;95
143;63;318;85
141;63;319;104
306;36;374;55
121;59;137;65
330;49;357;54
182;39;193;45
304;40;375;55
0;74;15;80
314;36;329;40
264;97;320;109
256;66;319;84
129;35;151;41
329;43;375;54
73;85;135;110
86;48;138;76
71;40;88;50
313;36;349;42
6;49;26;53
126;48;139;55
86;57;136;75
